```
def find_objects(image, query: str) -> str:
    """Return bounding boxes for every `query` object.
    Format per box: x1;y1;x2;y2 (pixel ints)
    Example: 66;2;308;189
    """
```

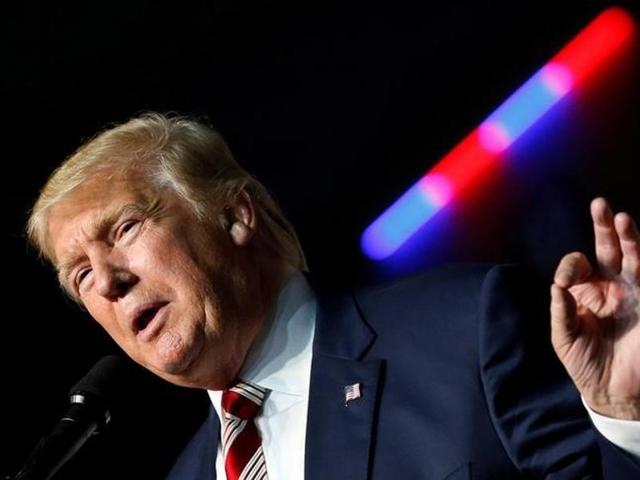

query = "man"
27;113;639;478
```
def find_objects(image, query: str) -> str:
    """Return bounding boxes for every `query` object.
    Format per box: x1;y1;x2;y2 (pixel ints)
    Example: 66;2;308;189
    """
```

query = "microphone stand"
10;393;110;480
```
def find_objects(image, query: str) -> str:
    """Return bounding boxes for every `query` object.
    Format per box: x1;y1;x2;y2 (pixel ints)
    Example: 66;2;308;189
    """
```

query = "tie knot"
222;381;267;419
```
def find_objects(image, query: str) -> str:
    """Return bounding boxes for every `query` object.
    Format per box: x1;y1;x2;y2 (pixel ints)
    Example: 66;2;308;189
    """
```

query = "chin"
152;329;200;375
155;359;213;389
156;354;191;375
147;354;198;388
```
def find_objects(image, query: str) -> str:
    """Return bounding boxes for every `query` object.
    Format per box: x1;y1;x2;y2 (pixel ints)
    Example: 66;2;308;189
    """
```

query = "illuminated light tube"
362;7;635;260
361;174;453;260
478;63;574;153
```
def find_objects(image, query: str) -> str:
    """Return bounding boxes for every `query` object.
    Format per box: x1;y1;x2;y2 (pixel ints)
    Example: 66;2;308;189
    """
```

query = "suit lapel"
166;405;220;480
211;412;219;480
204;408;220;480
305;288;383;480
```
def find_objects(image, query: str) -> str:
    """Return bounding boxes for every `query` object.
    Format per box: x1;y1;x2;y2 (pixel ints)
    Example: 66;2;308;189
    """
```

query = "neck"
220;255;295;389
252;256;296;334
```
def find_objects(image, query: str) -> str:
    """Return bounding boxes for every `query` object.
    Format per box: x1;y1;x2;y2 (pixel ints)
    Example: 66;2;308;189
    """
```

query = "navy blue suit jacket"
167;265;640;479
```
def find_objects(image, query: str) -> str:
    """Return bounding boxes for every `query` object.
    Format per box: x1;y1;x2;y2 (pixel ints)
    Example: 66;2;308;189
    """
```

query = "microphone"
12;355;129;480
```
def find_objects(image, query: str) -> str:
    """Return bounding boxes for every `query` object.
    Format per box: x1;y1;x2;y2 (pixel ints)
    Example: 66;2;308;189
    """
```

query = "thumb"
550;284;579;356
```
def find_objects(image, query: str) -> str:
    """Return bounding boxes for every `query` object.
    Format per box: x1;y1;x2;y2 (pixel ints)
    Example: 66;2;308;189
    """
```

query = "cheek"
132;230;204;278
127;245;184;291
86;300;129;344
131;228;229;318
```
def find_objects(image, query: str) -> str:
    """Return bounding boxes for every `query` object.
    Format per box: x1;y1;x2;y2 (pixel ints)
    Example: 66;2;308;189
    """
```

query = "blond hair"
27;113;307;270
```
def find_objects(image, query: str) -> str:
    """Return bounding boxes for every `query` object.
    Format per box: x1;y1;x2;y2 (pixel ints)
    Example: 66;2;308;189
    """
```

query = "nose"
91;248;138;300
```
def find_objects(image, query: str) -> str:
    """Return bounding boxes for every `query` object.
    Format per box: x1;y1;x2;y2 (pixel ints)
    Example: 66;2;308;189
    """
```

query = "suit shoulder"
350;264;545;341
355;263;543;303
354;264;497;309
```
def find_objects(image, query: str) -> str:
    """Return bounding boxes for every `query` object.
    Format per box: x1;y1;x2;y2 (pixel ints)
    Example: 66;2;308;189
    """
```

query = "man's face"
47;176;264;389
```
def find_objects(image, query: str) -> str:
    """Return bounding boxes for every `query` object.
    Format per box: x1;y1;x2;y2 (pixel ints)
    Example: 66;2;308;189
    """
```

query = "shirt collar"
239;270;316;396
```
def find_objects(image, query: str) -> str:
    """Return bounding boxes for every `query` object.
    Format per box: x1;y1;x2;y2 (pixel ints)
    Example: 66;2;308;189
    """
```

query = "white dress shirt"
208;271;316;480
207;271;640;478
584;398;640;460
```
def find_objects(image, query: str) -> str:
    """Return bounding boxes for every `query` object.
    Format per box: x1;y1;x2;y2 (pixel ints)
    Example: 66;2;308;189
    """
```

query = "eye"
116;220;140;240
75;267;93;290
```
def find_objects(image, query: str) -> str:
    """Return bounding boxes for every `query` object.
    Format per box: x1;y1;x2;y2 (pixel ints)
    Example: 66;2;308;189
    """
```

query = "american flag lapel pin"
344;382;362;406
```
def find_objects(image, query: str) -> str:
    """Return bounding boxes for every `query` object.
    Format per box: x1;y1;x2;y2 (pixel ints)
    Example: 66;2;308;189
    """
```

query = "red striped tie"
221;381;269;480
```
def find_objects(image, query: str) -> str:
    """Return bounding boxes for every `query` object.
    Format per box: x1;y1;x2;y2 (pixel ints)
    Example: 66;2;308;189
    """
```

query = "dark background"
2;1;639;478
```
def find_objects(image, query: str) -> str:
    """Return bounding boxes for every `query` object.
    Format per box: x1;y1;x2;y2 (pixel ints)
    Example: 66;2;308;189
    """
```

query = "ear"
223;190;256;247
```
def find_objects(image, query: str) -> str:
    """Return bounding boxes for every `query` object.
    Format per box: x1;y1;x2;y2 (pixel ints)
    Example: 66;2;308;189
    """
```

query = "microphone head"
67;355;132;429
69;355;130;400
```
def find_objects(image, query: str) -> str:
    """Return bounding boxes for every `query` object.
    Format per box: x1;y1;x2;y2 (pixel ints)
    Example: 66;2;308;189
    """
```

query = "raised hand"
551;197;640;420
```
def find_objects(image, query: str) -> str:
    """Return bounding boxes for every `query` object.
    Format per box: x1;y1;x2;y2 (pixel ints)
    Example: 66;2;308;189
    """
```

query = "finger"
615;212;640;283
591;197;621;276
550;284;579;353
554;251;593;288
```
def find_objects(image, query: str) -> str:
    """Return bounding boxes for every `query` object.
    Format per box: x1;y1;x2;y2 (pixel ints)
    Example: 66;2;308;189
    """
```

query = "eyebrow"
56;203;146;287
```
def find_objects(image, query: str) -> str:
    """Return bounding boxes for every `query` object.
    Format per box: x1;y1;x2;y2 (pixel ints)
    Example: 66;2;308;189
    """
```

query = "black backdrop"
3;1;639;478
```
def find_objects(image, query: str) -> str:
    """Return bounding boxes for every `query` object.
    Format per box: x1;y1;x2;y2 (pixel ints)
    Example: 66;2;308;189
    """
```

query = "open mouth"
134;303;168;334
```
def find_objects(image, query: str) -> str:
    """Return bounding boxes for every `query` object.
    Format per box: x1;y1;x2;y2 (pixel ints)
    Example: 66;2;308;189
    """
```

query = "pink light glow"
418;174;454;207
478;122;511;153
541;63;574;96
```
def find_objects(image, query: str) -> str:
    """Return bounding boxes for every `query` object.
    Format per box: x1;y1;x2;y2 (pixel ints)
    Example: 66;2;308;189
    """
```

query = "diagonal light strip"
362;7;636;260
